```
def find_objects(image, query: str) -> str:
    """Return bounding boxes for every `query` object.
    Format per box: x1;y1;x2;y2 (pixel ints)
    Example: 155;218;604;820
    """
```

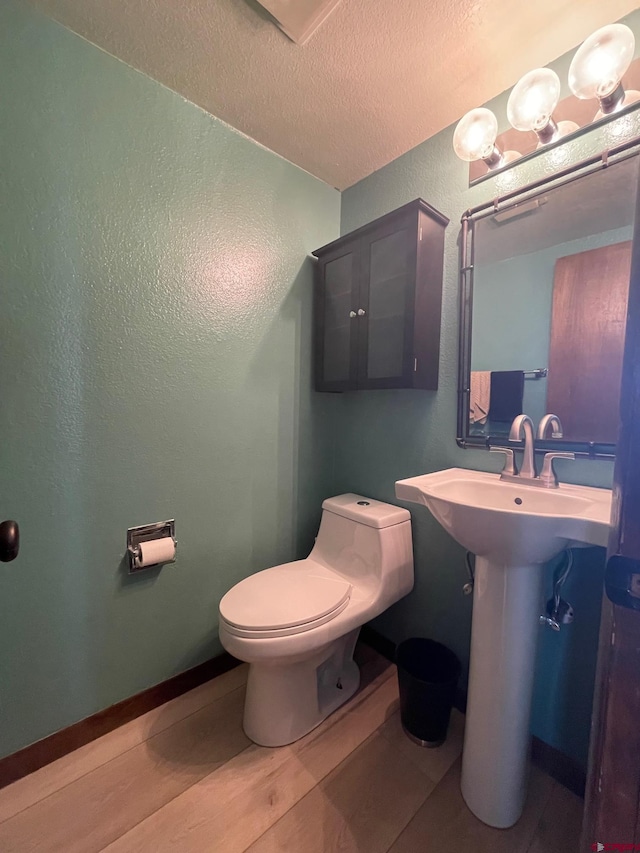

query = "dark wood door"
357;214;418;390
547;241;632;443
582;196;640;847
314;244;361;392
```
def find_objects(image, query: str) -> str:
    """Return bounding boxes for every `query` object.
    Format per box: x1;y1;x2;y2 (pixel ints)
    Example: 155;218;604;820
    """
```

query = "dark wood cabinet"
312;198;448;392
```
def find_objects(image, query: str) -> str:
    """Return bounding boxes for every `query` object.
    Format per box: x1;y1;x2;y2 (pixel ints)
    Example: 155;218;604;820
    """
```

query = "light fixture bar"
457;22;640;184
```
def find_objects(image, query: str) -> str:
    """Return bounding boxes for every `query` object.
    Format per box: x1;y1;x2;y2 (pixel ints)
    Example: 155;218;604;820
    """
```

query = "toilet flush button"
357;501;370;506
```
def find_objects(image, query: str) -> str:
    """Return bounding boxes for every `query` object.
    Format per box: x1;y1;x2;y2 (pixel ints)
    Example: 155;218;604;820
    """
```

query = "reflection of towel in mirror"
470;371;491;424
489;370;524;422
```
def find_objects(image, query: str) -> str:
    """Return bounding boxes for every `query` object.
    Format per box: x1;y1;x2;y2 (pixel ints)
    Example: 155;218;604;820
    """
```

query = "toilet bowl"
219;493;414;747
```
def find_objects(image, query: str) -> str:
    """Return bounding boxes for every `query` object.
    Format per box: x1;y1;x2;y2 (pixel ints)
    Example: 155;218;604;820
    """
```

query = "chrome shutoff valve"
540;597;574;631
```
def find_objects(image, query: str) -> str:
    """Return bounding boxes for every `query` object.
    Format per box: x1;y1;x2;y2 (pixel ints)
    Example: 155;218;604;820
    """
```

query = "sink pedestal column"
460;556;544;828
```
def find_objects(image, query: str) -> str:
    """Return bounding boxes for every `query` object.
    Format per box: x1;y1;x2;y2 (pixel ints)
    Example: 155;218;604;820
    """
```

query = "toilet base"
243;628;361;747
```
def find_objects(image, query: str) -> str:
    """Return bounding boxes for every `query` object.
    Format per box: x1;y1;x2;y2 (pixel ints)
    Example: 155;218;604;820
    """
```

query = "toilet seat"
219;559;352;639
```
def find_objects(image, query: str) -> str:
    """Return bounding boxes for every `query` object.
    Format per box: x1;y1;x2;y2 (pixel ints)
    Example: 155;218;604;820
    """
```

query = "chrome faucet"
509;414;537;480
491;414;575;488
537;414;564;439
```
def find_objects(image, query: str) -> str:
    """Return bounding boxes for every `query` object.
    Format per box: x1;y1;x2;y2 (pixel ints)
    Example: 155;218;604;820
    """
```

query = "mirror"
458;150;639;457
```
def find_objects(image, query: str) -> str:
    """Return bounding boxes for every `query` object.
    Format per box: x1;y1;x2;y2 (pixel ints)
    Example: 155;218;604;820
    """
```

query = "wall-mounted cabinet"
312;198;448;392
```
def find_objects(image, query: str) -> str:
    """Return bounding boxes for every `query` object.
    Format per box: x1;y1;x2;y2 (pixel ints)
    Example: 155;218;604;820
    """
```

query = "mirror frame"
457;135;640;460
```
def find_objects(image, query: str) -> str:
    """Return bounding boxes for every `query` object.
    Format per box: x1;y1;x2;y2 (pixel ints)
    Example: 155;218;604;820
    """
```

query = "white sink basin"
396;467;611;564
395;466;612;830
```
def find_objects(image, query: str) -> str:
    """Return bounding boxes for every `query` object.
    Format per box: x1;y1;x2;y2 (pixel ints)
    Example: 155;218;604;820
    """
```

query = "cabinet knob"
357;308;366;316
349;311;357;319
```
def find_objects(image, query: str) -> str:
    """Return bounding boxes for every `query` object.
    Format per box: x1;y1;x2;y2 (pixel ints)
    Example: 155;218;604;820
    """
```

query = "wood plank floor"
0;647;583;852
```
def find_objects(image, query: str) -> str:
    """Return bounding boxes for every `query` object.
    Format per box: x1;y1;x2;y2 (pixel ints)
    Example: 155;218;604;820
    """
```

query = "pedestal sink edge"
394;466;613;828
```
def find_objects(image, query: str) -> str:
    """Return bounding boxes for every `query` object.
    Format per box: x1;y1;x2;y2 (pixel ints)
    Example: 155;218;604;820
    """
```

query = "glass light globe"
507;68;561;133
569;23;635;101
453;108;499;162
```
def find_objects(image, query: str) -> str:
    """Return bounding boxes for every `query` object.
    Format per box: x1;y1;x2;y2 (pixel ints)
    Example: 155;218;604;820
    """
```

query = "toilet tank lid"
322;494;410;529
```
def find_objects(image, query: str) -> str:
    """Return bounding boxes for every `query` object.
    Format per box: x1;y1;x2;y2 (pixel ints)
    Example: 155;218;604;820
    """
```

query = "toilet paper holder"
127;519;176;574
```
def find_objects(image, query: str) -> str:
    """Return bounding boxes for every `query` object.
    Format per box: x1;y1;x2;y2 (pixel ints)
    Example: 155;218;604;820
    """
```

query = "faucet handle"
539;452;575;488
490;446;518;477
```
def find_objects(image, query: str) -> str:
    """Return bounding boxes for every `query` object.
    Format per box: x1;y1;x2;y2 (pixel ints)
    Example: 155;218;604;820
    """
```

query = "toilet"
219;493;413;747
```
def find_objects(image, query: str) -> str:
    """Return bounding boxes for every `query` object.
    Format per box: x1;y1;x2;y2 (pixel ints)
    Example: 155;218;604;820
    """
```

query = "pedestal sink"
395;468;612;828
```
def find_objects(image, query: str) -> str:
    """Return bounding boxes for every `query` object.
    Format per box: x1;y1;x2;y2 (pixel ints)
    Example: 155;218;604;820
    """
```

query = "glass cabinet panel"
365;228;410;380
322;251;356;384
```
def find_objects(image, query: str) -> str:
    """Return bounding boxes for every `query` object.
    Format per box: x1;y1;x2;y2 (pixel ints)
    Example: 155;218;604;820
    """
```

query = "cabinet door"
357;216;417;389
315;246;360;391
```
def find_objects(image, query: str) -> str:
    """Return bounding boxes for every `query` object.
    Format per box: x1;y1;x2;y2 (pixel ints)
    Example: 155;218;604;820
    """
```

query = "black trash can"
396;638;461;748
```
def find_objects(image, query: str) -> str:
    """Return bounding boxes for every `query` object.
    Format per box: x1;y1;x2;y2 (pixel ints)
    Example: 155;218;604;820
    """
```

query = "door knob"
349;311;357;318
0;520;20;562
357;308;366;316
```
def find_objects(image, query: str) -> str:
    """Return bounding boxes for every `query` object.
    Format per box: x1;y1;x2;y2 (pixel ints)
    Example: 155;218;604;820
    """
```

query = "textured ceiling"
29;0;640;189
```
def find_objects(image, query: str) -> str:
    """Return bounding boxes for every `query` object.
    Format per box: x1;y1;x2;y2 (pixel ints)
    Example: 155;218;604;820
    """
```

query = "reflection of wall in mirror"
471;225;632;436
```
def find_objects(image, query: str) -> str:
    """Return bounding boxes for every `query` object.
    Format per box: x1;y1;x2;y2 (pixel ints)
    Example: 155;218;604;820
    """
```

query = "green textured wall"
338;9;640;769
3;0;639;773
0;0;339;758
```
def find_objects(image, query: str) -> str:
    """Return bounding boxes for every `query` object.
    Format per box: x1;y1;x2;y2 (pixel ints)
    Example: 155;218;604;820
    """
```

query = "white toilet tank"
310;494;414;602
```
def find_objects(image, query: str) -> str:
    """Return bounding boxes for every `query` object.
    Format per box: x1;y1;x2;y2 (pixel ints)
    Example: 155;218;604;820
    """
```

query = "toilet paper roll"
137;537;176;567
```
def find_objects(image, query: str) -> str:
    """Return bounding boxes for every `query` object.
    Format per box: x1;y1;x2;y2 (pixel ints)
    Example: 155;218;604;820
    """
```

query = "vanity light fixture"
453;108;520;169
569;23;640;117
456;21;640;181
507;69;579;145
